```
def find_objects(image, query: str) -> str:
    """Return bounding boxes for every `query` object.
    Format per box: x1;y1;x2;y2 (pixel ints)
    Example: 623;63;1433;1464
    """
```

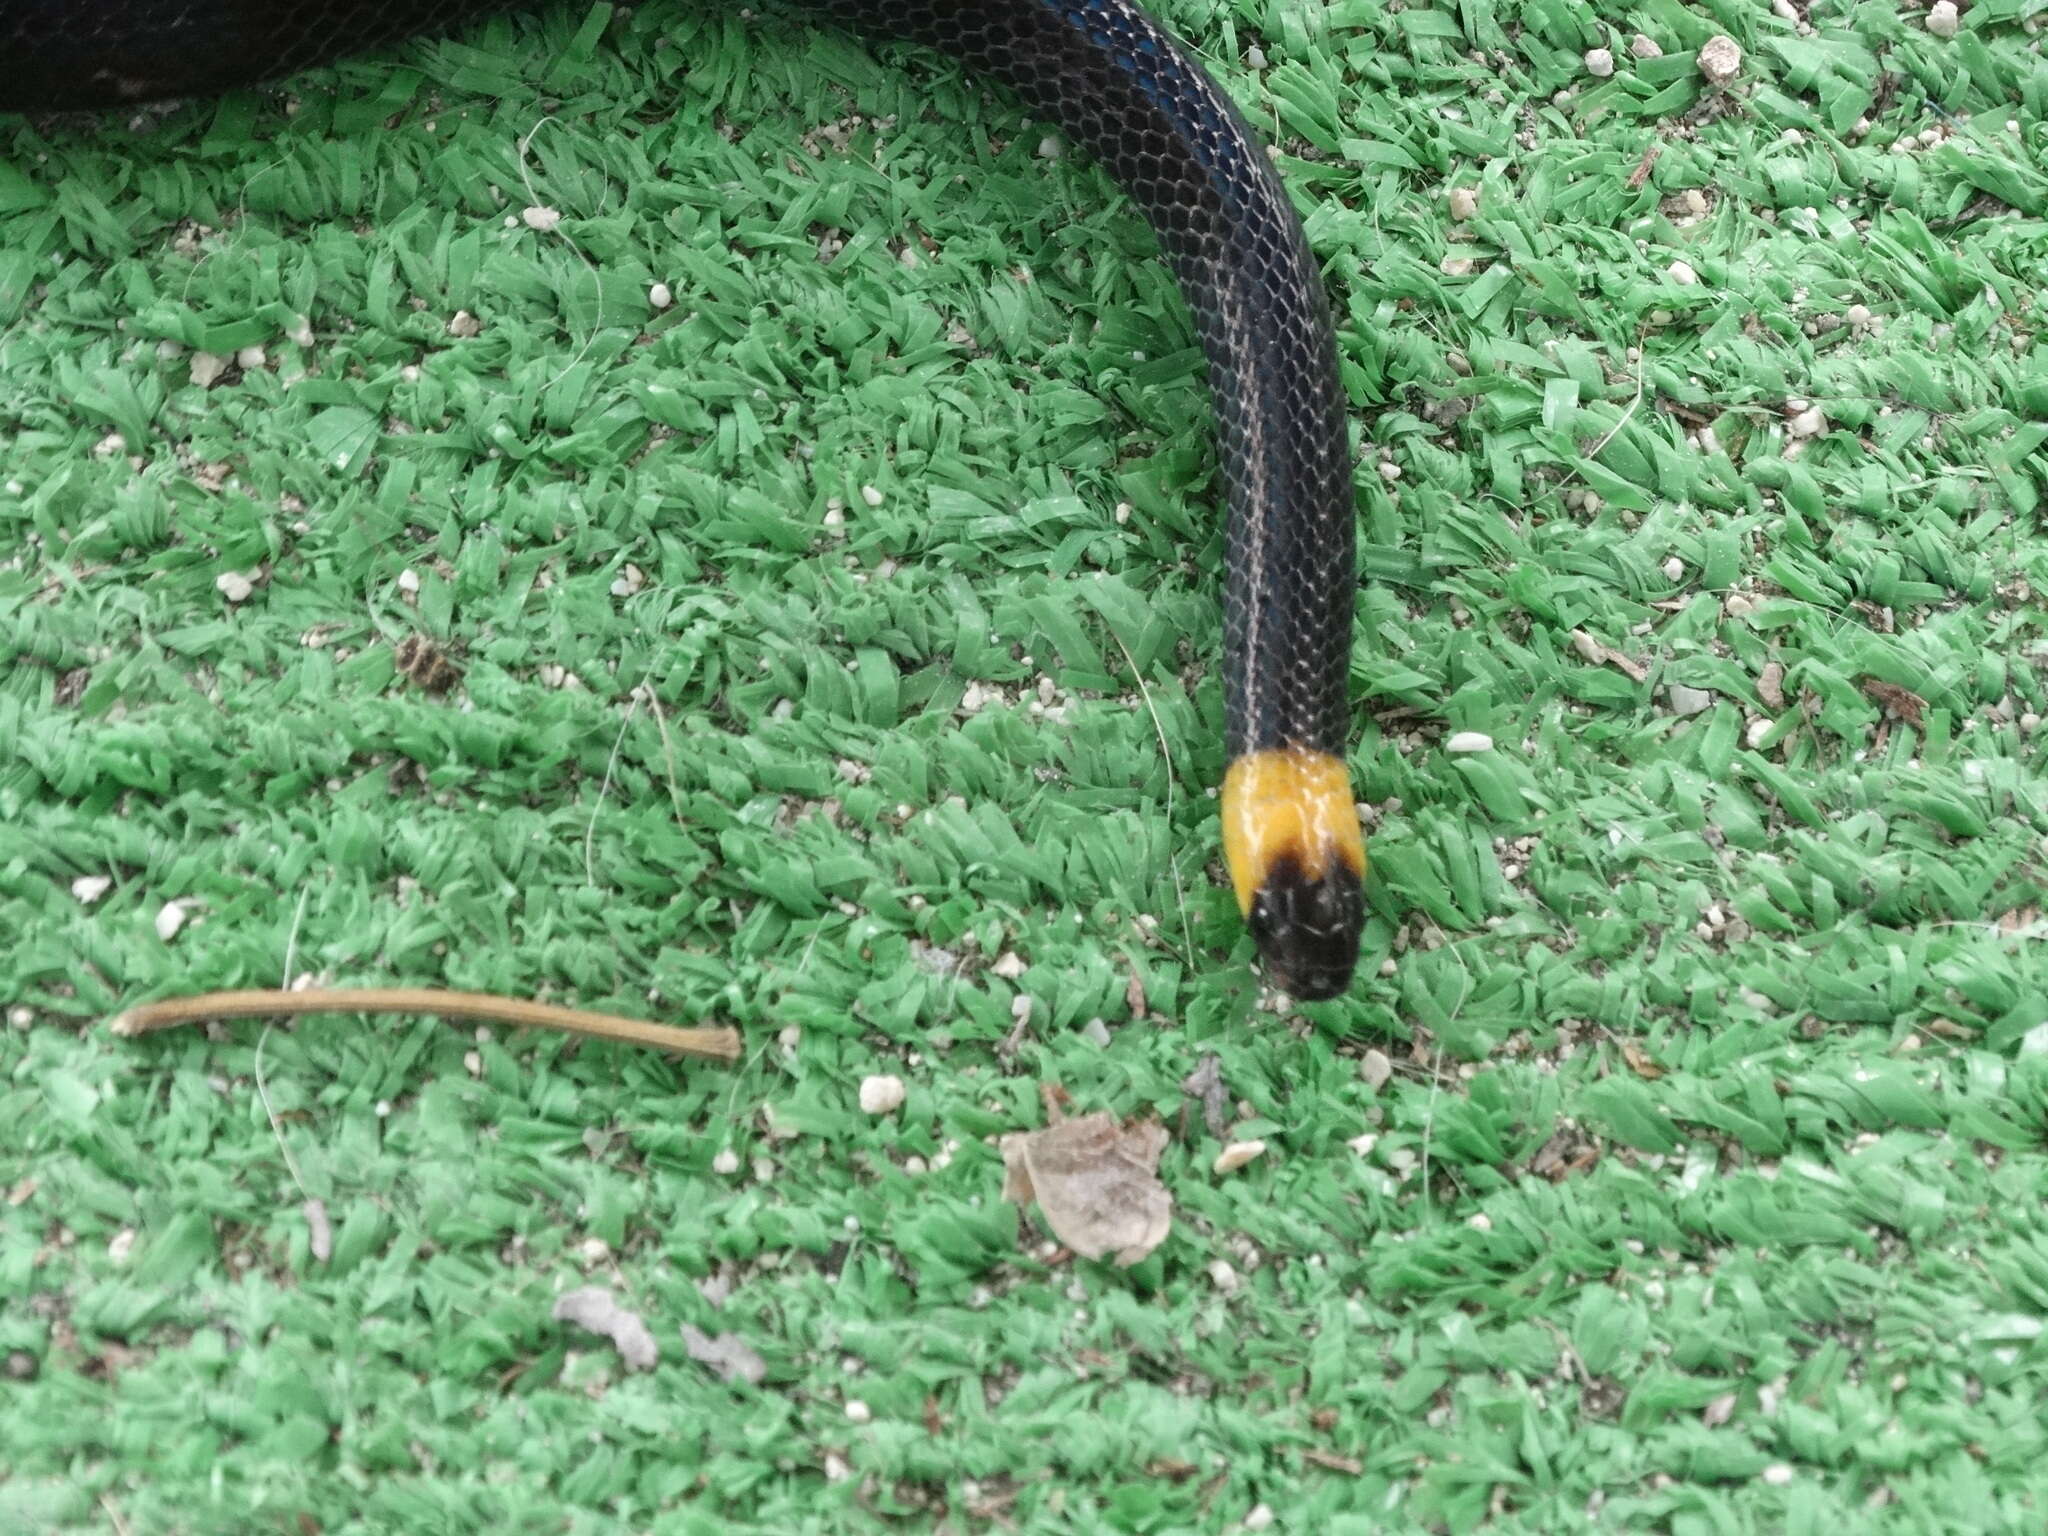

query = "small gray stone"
1667;685;1715;717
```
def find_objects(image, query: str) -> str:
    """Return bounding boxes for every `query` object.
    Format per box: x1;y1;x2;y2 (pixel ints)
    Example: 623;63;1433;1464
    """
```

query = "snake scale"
0;0;1368;998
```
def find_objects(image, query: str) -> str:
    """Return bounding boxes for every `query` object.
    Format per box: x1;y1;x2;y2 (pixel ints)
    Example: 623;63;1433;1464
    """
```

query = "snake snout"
1248;865;1364;1002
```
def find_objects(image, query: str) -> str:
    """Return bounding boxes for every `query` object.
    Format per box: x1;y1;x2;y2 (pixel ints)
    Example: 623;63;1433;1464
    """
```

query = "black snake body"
0;0;1367;999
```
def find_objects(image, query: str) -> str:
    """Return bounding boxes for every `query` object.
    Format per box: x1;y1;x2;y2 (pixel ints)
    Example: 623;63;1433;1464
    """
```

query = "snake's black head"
1247;856;1365;1001
1221;748;1367;1002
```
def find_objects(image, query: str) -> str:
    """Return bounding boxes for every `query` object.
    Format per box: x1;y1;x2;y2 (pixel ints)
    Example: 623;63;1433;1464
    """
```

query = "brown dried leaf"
1125;966;1149;1022
1626;143;1662;189
1621;1041;1665;1080
678;1323;765;1385
1998;906;2042;935
1757;661;1786;711
1000;1111;1172;1267
1179;1053;1230;1139
302;1197;332;1264
1569;628;1648;683
392;633;462;694
552;1287;660;1371
1860;678;1925;725
1605;647;1649;684
1529;1127;1602;1182
1302;1448;1363;1475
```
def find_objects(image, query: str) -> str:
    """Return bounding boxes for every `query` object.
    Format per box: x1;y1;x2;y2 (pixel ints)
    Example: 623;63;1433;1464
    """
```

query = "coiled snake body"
1;0;1367;999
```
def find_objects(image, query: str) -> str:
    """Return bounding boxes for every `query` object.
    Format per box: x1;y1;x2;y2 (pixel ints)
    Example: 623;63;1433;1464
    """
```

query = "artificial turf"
4;0;2048;1529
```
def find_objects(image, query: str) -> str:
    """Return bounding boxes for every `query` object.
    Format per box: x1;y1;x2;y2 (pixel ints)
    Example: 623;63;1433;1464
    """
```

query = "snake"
0;0;1367;999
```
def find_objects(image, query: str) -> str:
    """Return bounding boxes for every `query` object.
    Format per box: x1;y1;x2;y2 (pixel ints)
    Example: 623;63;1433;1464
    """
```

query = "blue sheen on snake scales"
0;0;1368;999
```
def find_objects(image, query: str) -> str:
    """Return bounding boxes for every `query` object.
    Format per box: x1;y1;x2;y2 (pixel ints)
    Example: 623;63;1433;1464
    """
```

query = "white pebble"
858;1075;907;1115
215;571;254;603
649;282;674;309
1698;35;1742;84
72;875;113;904
1786;406;1827;439
1667;260;1698;286
154;901;188;942
396;568;421;595
1207;1259;1240;1293
1662;556;1685;581
1244;1505;1276;1532
712;1148;740;1175
1447;186;1479;221
520;205;562;232
1667;685;1714;717
1360;1049;1393;1091
1926;1;1959;36
845;1399;872;1424
1631;34;1663;59
861;484;885;507
1762;1463;1794;1486
1585;48;1614;78
1445;731;1494;754
1213;1140;1267;1175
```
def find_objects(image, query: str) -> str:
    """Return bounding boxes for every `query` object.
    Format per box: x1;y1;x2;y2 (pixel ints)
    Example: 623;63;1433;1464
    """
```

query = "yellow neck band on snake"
2;0;1368;998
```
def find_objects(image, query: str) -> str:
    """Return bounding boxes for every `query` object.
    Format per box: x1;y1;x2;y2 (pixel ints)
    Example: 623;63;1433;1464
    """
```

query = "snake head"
1220;748;1367;1001
1246;858;1365;1001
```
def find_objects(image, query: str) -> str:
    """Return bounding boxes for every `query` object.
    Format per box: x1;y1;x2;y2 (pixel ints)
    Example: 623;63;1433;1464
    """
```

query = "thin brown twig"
106;988;741;1064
